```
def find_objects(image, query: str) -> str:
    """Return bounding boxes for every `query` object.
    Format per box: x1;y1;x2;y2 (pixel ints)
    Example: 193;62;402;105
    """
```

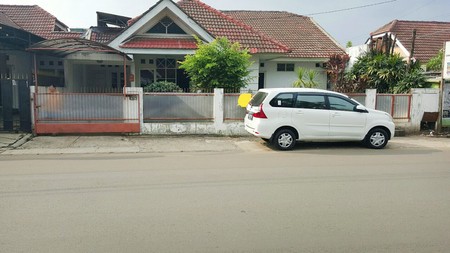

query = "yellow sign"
238;93;252;108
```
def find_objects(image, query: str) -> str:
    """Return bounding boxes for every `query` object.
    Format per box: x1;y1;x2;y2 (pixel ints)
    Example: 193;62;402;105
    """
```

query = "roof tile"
224;11;345;58
120;37;198;49
371;20;450;62
0;4;82;39
177;0;290;54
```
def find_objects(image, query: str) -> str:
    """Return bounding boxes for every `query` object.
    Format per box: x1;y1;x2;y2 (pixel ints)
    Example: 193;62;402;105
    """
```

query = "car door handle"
296;110;304;114
332;112;341;117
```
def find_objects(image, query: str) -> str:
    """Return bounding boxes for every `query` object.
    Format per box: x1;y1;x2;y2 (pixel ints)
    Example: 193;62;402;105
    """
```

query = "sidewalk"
0;135;264;155
1;133;449;155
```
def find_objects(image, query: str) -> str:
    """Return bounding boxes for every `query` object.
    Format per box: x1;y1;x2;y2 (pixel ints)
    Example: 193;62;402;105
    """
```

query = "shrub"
143;81;182;92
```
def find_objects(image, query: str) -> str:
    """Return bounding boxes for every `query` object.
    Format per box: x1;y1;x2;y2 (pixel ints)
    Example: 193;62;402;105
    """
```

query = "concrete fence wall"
402;88;440;133
132;88;248;136
29;87;440;135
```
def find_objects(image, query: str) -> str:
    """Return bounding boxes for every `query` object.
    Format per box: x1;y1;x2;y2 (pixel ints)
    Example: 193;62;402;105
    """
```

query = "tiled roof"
224;11;345;58
89;27;123;44
120;37;198;49
177;0;290;54
0;11;22;30
0;4;82;39
371;20;450;62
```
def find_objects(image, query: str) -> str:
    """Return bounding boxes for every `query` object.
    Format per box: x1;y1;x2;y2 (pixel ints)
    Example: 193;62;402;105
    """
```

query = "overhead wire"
306;0;397;16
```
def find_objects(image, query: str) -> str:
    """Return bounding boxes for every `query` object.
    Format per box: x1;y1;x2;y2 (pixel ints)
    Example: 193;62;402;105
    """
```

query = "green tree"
179;37;252;92
346;52;428;93
426;49;443;71
293;67;318;88
346;41;353;48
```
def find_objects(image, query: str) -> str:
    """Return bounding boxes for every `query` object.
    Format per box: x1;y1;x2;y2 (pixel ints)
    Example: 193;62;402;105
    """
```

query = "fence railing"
35;92;139;123
143;92;214;121
346;93;366;105
376;94;412;119
224;93;246;121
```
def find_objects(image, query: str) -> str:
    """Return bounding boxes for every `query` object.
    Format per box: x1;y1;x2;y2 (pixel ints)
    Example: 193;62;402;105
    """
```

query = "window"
140;69;154;86
270;93;295;108
156;58;177;83
295;95;326;109
277;63;295;72
249;92;268;107
147;16;186;34
328;96;356;111
141;59;146;64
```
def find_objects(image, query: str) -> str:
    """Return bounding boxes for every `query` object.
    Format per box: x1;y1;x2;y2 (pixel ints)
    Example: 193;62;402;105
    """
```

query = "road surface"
1;141;450;252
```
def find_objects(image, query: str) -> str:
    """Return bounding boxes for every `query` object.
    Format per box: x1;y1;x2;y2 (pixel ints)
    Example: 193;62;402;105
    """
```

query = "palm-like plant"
293;68;318;88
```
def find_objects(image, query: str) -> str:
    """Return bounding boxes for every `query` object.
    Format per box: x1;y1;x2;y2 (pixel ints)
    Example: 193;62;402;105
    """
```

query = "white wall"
443;41;450;80
396;88;440;133
346;45;369;69
246;56;260;91
260;61;327;90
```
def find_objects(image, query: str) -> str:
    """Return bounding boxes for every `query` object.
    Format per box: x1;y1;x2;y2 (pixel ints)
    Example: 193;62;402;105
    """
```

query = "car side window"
270;93;295;108
328;96;356;111
295;95;326;109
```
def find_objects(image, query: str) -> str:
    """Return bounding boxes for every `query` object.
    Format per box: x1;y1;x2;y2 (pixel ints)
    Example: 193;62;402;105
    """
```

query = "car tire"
272;129;296;150
365;128;388;149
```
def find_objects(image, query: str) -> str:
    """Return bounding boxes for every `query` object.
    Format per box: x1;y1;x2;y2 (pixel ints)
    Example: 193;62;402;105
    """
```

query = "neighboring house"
368;20;450;67
0;4;83;86
0;4;82;131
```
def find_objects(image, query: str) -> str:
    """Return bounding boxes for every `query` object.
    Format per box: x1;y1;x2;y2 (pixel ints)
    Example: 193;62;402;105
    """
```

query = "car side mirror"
355;105;368;113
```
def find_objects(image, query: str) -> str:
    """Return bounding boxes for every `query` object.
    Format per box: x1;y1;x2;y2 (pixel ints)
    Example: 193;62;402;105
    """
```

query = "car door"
291;94;330;140
327;95;367;140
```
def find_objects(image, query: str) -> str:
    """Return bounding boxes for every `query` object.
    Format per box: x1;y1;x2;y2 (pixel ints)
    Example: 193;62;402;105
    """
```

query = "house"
3;0;346;134
4;0;345;92
368;20;450;67
0;5;83;84
0;4;78;131
79;0;345;91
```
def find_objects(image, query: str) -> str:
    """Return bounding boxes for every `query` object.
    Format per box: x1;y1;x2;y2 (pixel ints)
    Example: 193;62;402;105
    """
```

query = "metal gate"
0;75;32;132
33;89;140;134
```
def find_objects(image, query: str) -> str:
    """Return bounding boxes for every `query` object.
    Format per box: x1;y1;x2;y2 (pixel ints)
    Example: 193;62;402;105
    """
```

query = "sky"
2;0;450;46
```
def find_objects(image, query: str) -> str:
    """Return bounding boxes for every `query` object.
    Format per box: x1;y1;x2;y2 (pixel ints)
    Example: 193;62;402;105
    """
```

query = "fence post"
125;87;143;133
365;89;377;109
214;88;225;131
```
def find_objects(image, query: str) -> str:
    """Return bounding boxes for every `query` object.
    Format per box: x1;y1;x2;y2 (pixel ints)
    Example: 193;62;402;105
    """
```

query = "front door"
258;73;265;90
328;96;367;139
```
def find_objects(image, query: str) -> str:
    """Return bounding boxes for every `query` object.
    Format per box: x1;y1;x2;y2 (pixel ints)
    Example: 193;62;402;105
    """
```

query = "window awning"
27;38;130;59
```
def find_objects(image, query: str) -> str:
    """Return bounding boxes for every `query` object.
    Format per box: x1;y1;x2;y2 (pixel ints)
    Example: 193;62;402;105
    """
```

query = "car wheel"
272;129;296;150
365;128;388;149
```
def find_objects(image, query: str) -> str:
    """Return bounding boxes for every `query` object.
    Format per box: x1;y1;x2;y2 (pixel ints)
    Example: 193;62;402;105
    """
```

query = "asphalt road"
1;140;450;253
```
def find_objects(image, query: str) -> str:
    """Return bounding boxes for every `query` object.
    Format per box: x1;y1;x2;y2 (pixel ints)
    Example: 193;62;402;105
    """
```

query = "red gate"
33;90;140;134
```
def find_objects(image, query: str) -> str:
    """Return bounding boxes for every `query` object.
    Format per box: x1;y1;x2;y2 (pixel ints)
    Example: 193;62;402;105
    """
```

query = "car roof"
257;88;347;97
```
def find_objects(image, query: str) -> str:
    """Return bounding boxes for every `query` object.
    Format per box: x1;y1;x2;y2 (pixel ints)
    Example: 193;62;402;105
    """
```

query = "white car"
244;88;395;150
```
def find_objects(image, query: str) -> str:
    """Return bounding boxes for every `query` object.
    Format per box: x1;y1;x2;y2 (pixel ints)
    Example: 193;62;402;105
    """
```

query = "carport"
27;38;140;134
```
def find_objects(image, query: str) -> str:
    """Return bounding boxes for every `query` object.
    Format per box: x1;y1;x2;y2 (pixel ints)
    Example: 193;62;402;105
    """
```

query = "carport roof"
27;38;130;58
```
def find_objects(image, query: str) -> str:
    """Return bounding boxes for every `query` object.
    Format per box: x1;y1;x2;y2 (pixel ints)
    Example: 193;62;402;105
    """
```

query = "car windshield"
249;92;268;106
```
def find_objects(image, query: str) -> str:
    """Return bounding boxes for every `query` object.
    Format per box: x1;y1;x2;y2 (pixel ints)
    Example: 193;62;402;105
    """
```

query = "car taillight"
252;104;267;119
